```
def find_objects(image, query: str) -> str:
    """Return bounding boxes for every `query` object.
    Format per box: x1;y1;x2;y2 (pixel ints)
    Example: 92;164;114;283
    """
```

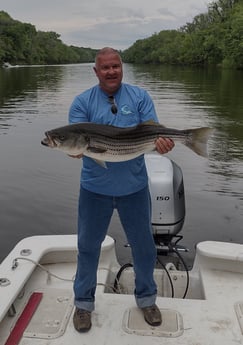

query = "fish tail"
184;127;214;157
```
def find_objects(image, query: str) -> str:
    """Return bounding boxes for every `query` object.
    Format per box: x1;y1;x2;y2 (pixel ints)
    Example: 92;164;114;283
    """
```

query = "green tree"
123;0;243;69
0;11;97;65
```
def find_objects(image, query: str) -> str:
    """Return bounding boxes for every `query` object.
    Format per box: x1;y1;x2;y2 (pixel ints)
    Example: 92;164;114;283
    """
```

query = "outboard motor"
145;154;187;255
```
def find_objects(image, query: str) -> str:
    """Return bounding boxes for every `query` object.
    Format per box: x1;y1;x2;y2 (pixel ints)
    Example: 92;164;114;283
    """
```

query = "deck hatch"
23;288;74;339
122;307;184;337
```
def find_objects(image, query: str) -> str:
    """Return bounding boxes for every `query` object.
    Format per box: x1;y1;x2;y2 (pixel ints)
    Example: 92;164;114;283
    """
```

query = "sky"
0;0;212;50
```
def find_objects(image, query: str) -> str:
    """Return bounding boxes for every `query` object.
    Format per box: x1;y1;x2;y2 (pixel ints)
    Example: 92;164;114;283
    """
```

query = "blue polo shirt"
69;83;158;196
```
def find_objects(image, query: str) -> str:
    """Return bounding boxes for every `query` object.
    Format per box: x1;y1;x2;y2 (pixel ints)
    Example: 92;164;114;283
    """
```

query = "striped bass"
41;121;213;164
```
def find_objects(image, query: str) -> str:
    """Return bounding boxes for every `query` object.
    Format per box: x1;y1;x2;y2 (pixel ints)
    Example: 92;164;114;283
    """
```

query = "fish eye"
58;135;66;142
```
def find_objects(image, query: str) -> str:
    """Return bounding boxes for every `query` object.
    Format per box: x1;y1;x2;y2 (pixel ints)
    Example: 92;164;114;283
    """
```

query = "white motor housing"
145;154;185;237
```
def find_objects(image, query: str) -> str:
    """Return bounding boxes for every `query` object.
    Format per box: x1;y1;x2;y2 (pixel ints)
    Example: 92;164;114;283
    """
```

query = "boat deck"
1;235;243;345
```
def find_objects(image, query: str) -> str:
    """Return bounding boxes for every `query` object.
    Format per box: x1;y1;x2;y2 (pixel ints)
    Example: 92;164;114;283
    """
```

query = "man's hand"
155;137;175;154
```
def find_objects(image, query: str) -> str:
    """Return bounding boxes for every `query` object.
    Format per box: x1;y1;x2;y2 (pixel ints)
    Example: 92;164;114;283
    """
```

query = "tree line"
122;0;243;69
0;11;97;65
1;0;243;68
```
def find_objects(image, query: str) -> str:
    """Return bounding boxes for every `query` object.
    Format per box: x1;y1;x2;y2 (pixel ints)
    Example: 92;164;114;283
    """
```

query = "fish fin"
86;145;108;167
93;159;107;168
87;146;107;154
184;127;214;157
142;120;161;126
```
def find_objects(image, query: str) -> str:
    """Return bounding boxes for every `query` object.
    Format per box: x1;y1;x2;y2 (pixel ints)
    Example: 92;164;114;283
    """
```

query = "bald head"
95;47;122;67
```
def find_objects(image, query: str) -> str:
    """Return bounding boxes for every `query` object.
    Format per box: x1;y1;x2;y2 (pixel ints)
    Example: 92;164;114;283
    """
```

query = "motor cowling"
145;154;185;243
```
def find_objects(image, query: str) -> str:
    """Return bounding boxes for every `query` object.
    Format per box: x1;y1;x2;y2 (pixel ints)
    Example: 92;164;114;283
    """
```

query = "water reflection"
0;66;65;130
129;64;243;162
0;66;64;101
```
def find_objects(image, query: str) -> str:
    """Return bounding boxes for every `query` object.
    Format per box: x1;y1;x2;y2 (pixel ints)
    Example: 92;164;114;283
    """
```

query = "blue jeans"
74;186;157;312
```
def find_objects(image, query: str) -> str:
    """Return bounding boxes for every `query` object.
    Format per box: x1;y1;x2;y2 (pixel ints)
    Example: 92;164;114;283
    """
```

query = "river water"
0;63;242;265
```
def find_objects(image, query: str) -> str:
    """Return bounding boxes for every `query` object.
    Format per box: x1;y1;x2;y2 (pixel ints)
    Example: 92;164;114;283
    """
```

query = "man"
69;47;174;332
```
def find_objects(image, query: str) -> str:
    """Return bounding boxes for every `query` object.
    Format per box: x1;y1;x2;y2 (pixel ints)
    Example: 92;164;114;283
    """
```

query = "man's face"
94;53;123;94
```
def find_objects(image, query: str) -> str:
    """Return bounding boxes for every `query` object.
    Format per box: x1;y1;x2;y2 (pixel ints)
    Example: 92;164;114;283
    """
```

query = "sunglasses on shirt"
108;96;118;114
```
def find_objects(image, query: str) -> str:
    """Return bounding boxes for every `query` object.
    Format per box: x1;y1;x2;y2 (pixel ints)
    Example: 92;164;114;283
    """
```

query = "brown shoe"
141;305;162;326
73;308;92;332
